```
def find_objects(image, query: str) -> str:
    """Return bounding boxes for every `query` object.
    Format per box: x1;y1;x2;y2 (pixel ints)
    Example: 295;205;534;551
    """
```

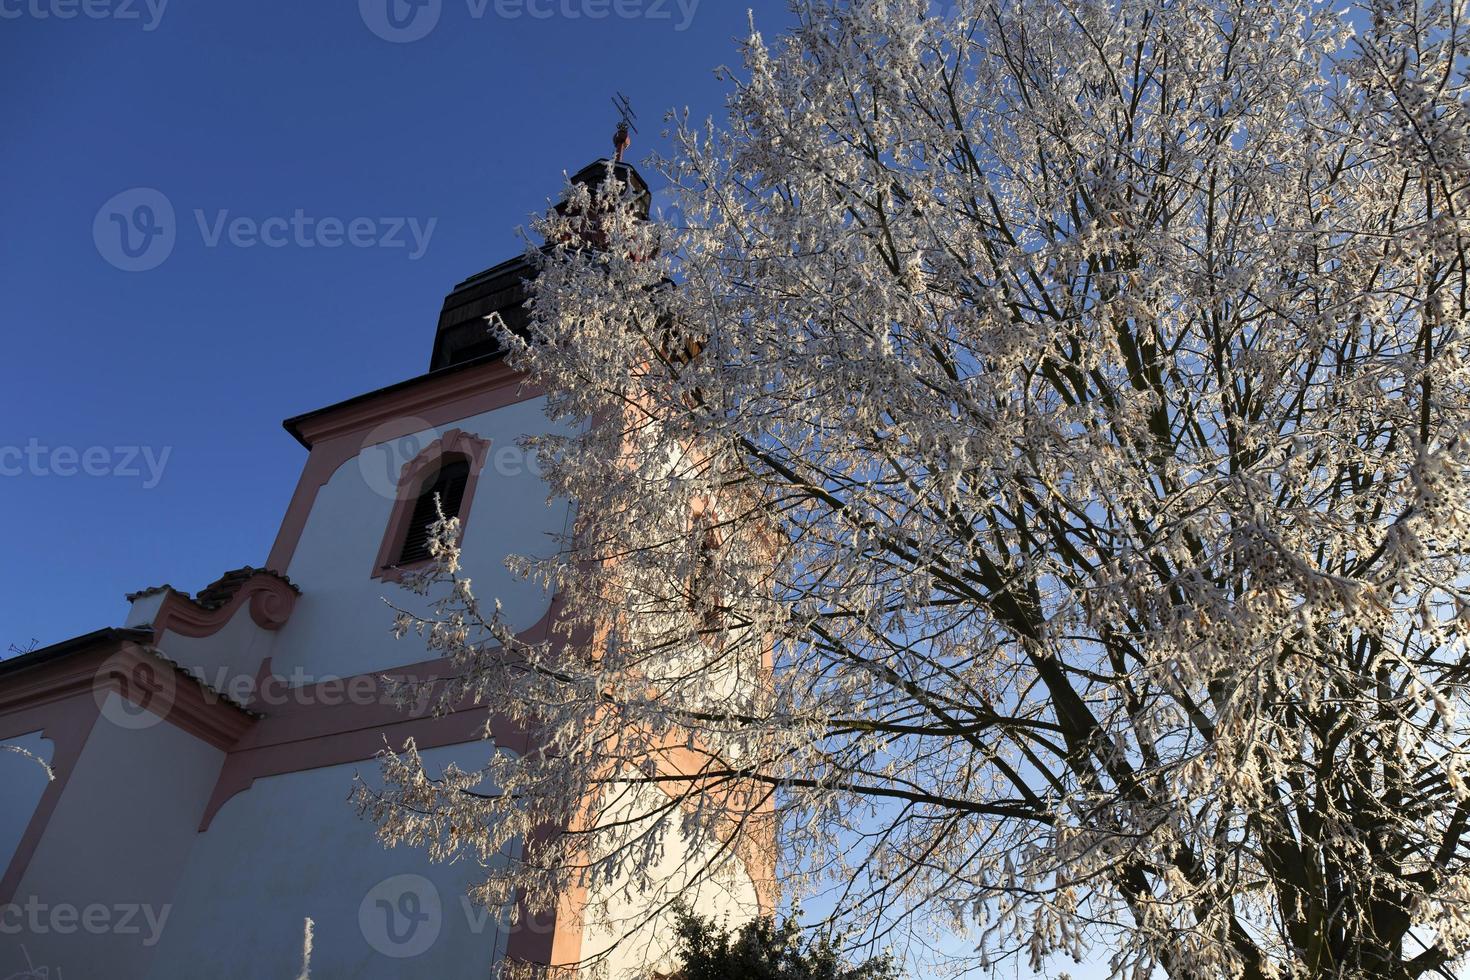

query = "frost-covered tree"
361;1;1470;977
1;743;53;780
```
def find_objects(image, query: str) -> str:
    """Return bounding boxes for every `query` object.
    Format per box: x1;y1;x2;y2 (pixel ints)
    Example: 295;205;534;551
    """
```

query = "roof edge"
281;350;516;449
0;627;153;679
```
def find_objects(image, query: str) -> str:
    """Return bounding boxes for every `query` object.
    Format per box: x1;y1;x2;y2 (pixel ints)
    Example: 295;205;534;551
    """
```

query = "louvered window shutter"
396;458;471;566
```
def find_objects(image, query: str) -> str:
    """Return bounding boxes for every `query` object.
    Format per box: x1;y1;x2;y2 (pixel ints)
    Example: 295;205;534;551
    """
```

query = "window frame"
370;428;492;582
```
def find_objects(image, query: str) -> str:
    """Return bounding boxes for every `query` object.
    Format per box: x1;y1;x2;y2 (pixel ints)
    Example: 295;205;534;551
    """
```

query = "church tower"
0;135;763;979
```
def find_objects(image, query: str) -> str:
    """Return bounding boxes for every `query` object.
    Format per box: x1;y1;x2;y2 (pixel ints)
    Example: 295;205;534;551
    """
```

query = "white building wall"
578;781;761;980
141;743;514;980
274;397;572;682
1;391;676;980
0;730;53;882
153;609;282;700
0;699;224;980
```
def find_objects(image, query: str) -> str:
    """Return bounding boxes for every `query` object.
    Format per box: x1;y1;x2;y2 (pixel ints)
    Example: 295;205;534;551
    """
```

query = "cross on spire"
611;92;638;162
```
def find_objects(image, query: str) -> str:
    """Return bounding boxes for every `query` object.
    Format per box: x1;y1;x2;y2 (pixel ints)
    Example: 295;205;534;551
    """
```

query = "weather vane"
611;92;638;162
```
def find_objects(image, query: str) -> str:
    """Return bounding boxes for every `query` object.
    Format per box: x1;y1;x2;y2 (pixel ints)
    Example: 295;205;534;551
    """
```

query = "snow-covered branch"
365;2;1470;977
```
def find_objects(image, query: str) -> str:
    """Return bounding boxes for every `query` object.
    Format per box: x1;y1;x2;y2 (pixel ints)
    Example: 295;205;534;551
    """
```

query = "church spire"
611;92;637;163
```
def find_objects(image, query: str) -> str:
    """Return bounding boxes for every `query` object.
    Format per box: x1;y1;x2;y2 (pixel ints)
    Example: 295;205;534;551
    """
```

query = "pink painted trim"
266;358;541;575
0;637;255;902
266;449;347;579
0;642;253;751
199;698;527;830
148;572;299;641
197;599;559;830
98;646;258;750
0;696;98;904
501;895;565;973
187;597;592;970
502;820;585;974
370;428;492;582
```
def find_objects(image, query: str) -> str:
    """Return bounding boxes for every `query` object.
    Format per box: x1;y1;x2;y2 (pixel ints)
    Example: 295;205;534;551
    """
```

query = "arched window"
370;428;491;581
395;456;471;566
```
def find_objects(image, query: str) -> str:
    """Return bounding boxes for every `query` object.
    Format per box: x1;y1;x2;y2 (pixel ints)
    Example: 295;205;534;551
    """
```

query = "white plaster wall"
153;610;281;702
0;700;224;980
578;781;761;980
0;730;52;880
625;437;766;712
275;397;572;681
141;743;515;980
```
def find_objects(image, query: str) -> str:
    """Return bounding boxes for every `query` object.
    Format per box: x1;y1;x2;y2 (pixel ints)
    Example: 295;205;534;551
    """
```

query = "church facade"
0;151;764;979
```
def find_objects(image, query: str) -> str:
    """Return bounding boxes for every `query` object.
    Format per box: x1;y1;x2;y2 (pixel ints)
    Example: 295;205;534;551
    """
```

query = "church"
0;140;766;979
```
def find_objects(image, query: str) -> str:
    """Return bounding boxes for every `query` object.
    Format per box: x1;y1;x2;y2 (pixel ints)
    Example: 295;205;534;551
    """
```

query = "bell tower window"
395;457;471;566
371;428;492;581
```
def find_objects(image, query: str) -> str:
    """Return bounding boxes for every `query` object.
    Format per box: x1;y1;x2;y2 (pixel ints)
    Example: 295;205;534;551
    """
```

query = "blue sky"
0;0;795;650
0;5;1115;975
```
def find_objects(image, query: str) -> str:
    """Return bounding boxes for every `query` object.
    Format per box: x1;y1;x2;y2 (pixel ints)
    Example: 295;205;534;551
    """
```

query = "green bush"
672;911;901;980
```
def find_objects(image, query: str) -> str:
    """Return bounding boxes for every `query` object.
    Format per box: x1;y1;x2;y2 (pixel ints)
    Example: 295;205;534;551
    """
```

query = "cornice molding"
149;571;300;640
0;638;257;753
287;357;538;450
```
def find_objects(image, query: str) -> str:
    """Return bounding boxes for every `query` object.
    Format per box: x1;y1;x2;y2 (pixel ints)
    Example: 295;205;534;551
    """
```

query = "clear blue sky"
0;0;796;650
0;7;1113;975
